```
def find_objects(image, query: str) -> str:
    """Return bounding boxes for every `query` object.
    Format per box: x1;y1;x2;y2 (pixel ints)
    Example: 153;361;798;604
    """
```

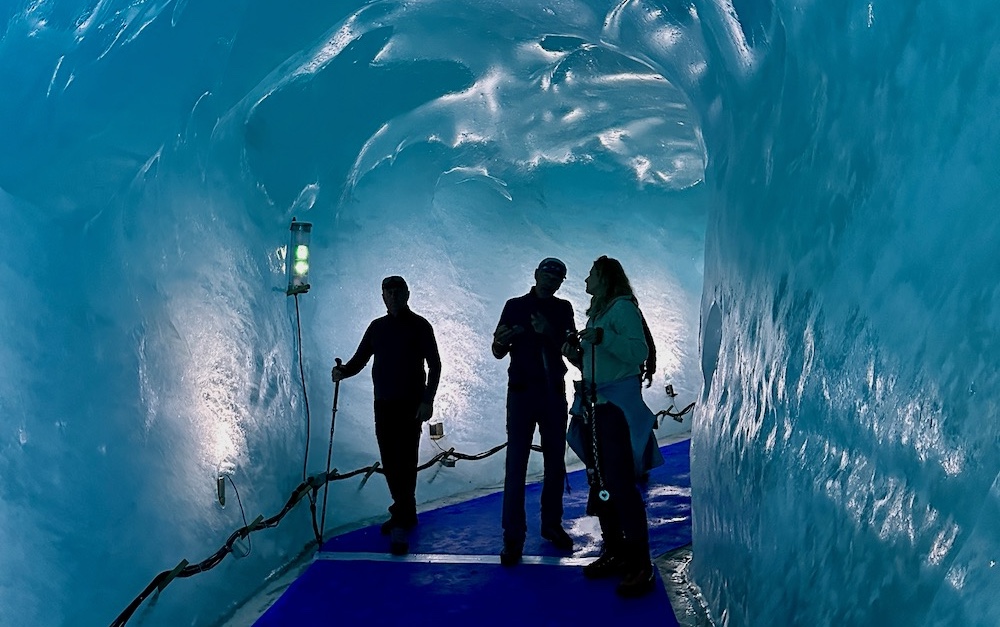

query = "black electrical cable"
295;294;312;481
111;371;693;625
294;293;312;485
655;401;696;422
293;293;324;547
110;440;513;625
227;475;252;558
112;418;672;627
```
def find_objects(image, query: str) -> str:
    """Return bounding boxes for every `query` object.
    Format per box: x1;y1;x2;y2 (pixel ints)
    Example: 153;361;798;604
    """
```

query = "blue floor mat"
256;439;690;626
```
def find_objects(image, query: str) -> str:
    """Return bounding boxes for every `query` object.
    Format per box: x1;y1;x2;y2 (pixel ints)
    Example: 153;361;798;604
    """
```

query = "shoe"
389;527;409;556
499;543;522;567
541;525;574;551
381;515;418;535
616;563;655;598
582;551;626;579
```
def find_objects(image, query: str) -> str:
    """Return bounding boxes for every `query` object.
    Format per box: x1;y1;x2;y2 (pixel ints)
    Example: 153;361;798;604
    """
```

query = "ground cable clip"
440;448;457;468
247;514;265;533
359;462;381;489
157;559;189;592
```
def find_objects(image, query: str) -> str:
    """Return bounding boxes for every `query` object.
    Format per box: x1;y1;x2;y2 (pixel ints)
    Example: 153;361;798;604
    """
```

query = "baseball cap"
536;257;567;279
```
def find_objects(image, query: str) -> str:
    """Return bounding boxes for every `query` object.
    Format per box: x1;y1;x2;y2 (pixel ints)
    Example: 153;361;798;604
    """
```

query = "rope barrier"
110;395;693;627
109;437;514;626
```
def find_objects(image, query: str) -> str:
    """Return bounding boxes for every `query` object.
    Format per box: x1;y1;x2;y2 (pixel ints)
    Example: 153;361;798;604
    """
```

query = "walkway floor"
254;438;691;626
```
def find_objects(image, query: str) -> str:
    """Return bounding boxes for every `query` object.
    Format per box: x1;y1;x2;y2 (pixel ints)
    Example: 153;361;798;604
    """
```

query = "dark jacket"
340;308;441;403
494;288;576;389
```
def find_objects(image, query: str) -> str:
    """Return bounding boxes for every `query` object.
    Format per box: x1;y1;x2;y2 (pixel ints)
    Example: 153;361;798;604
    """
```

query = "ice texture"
1;0;997;625
691;2;1000;626
0;1;701;624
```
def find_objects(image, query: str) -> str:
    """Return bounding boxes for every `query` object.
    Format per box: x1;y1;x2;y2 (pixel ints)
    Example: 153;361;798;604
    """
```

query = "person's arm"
332;324;374;382
638;309;656;387
492;328;511;359
422;321;442;403
558;300;582;370
417;320;442;421
492;301;520;359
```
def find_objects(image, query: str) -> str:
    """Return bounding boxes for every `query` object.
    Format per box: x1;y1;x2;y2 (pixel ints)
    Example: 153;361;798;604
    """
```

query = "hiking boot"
499;542;522;567
541;525;574;551
389;527;409;556
616;562;655;598
582;550;626;579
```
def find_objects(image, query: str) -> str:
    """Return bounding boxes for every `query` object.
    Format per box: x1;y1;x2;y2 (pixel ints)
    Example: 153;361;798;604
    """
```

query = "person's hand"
494;324;525;347
562;337;583;361
578;327;604;345
530;312;551;335
561;341;579;360
416;401;434;422
562;340;583;367
640;361;655;388
331;365;345;383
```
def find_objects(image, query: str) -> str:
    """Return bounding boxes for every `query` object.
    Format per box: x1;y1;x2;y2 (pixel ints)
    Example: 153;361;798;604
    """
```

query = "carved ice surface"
0;0;996;625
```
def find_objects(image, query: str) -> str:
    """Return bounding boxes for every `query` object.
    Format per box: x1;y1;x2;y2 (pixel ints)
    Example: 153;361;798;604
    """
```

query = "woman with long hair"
564;255;662;597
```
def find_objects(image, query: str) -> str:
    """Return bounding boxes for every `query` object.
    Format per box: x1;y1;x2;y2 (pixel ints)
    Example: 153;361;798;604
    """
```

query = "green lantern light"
286;219;313;296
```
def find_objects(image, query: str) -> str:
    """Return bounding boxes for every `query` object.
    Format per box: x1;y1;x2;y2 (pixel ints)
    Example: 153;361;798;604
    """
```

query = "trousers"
582;401;650;567
502;383;568;545
374;398;422;525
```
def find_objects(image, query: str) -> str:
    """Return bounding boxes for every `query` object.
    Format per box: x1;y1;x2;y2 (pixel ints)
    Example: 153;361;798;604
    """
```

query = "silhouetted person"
333;276;441;555
492;257;577;566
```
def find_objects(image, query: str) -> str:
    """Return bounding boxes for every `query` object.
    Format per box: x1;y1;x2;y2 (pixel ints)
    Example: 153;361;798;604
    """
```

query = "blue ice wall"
0;1;703;624
3;0;996;625
691;1;1000;626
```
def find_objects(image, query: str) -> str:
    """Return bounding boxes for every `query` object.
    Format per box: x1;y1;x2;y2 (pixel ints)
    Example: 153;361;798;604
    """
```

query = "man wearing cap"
333;276;441;555
492;257;577;565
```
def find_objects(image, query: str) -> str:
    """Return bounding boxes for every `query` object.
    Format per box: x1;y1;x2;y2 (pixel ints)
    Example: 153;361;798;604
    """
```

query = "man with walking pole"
332;276;442;555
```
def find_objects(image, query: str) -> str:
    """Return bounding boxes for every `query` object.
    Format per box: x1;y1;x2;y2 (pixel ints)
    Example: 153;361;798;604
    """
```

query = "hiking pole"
585;334;610;502
319;358;342;543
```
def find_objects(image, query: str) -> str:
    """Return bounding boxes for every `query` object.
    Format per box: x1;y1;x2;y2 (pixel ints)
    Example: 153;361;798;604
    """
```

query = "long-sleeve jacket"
339;308;441;403
570;295;663;476
493;288;576;390
581;296;648;398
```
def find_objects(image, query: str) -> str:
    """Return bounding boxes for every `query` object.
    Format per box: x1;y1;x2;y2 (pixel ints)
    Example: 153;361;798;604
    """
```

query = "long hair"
586;255;634;317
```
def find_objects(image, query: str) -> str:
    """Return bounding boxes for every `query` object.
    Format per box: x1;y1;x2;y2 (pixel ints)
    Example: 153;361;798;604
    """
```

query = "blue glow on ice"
0;0;997;625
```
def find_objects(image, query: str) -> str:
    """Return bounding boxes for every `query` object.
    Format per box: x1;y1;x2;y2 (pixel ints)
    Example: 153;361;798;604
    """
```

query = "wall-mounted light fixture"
286;218;312;296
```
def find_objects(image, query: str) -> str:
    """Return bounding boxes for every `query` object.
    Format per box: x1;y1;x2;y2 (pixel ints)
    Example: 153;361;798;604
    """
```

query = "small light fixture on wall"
286;218;312;296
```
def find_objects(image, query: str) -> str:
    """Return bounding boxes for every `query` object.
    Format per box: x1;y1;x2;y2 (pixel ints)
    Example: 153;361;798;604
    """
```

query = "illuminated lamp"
286;219;313;296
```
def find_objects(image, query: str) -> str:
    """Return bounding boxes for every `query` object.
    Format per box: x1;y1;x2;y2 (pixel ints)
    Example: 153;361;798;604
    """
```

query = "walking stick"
319;358;342;542
583;334;610;502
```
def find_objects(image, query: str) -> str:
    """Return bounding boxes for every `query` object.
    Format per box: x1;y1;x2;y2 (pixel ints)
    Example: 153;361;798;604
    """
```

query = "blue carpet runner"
256;438;691;626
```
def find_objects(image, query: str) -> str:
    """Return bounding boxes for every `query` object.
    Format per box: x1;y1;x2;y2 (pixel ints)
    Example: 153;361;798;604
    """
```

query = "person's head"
585;255;633;315
381;275;410;315
533;257;567;298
